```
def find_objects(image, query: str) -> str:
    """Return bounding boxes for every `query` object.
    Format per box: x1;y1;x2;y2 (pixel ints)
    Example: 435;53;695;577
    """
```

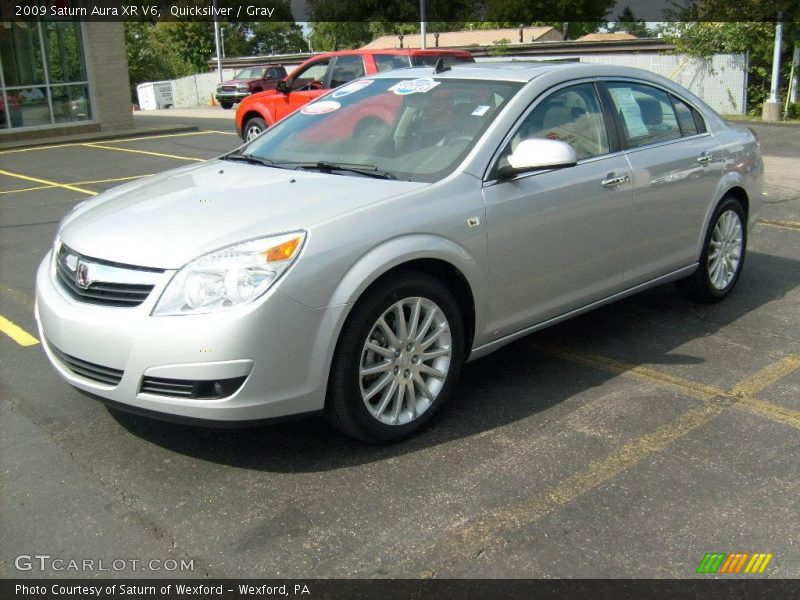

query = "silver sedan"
36;63;762;442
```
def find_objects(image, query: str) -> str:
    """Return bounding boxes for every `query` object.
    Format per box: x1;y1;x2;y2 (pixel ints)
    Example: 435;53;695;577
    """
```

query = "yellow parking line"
0;285;34;311
411;403;723;578
534;343;800;432
84;143;204;162
531;342;724;403
0;173;152;195
758;219;800;231
0;169;96;196
0;184;55;195
0;315;39;346
0;130;219;154
730;355;800;398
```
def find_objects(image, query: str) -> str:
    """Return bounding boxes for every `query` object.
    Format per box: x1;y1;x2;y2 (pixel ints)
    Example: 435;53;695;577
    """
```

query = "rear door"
482;82;633;336
601;80;722;284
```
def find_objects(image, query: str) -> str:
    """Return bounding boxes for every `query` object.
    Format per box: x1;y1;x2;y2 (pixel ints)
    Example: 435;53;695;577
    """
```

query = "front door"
483;82;633;338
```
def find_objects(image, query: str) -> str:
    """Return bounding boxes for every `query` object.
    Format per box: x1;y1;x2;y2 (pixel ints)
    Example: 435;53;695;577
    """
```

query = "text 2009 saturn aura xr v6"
36;63;762;443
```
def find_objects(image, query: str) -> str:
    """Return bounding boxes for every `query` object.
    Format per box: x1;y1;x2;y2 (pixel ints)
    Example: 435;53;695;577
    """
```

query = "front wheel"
325;271;465;443
243;117;267;141
220;101;233;110
677;196;747;302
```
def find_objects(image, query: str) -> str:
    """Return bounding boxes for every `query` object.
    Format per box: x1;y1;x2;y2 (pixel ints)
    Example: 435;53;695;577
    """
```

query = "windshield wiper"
222;152;282;168
279;161;397;180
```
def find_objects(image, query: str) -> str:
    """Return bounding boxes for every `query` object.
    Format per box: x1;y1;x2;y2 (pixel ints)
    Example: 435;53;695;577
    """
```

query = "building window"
0;17;91;130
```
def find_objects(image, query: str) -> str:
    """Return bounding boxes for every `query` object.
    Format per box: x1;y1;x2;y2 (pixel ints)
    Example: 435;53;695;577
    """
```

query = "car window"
670;94;706;136
234;67;264;79
606;82;681;148
509;83;610;160
329;56;366;88
374;54;412;73
266;68;279;79
244;77;522;183
292;60;330;89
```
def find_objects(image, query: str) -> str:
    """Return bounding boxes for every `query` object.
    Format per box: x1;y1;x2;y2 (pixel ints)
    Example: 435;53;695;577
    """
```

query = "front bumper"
35;251;342;422
215;91;249;103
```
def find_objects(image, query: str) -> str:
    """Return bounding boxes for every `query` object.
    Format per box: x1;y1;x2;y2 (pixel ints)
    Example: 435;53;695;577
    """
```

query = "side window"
266;68;278;79
374;54;411;73
606;82;681;148
291;60;330;90
510;83;610;160
671;94;706;136
328;55;366;88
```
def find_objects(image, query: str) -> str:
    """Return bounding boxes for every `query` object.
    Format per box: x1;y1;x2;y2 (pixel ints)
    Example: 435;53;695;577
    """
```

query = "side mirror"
276;80;288;93
497;138;578;179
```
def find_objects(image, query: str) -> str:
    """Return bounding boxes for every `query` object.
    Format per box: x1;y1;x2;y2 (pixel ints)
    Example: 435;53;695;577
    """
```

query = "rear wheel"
243;117;267;141
677;196;746;302
325;271;465;443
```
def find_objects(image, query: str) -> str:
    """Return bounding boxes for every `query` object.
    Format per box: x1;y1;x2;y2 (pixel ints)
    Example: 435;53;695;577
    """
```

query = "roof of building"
361;27;562;50
575;32;637;42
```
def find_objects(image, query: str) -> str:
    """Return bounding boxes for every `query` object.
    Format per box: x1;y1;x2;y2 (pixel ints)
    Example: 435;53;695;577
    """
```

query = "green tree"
663;21;798;113
607;6;653;38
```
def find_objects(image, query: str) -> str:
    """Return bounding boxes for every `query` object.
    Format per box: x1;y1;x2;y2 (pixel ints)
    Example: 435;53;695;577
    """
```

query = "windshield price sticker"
301;100;341;115
389;78;441;96
332;80;374;98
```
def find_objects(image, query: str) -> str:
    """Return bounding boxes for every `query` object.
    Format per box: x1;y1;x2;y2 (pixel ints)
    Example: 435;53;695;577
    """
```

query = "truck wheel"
220;101;233;110
244;117;267;141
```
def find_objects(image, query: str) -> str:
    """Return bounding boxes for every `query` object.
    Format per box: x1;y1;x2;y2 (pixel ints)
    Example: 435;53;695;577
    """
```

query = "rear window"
374;54;412;73
671;94;706;136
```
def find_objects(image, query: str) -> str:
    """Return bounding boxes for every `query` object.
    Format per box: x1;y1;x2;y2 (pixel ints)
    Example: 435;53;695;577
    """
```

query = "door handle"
697;152;713;164
601;174;630;188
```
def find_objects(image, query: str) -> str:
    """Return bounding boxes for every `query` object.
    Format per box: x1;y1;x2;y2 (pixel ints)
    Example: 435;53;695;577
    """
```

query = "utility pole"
762;14;783;121
213;0;223;83
420;0;427;49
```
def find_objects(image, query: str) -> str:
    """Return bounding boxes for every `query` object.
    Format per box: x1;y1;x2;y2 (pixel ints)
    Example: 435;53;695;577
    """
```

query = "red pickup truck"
235;48;474;140
215;65;288;109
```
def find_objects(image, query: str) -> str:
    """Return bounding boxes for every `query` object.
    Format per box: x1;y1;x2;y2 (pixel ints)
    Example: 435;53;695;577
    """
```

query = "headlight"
152;232;305;316
216;85;223;92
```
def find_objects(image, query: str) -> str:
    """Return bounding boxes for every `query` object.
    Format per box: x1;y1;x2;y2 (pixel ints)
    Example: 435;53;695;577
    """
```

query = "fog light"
213;381;224;396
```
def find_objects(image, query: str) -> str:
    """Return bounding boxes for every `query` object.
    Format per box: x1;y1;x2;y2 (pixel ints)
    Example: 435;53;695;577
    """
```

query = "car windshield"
234;67;264;79
240;76;523;183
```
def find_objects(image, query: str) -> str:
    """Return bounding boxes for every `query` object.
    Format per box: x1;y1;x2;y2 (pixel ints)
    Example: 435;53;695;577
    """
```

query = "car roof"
310;48;472;59
367;61;658;83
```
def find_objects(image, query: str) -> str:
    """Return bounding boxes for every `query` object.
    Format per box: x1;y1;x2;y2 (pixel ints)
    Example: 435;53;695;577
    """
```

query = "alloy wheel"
707;209;743;290
359;297;452;426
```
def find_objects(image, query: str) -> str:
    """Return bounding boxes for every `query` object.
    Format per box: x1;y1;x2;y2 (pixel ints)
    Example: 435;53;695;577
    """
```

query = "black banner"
3;579;800;600
1;0;799;22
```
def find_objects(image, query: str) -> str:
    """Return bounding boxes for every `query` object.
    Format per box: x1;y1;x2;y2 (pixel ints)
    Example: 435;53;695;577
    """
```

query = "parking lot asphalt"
1;116;799;579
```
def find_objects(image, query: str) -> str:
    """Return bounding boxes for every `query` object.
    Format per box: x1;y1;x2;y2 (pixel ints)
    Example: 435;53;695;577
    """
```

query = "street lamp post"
762;15;784;121
420;0;426;49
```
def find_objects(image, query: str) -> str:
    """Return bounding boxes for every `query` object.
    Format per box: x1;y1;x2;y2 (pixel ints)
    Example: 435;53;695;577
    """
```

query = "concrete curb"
0;125;199;151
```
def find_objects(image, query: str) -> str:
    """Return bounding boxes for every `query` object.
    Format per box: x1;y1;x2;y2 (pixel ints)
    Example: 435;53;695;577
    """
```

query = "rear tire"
324;271;465;444
676;196;747;303
243;117;267;141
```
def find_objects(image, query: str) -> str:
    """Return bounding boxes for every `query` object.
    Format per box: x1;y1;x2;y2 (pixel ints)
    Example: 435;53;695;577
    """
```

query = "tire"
220;101;233;110
243;117;267;141
676;196;747;303
324;271;465;444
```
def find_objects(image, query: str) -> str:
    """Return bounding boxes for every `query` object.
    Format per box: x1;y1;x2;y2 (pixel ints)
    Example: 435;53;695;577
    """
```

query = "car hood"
59;160;426;269
220;78;261;85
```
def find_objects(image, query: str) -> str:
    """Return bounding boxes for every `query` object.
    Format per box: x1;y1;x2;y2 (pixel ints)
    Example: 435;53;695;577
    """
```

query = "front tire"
325;271;465;444
220;101;233;110
243;117;267;141
677;196;747;302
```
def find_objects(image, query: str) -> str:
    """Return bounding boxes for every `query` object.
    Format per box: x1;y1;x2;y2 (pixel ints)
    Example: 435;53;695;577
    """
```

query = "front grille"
49;344;124;386
222;85;236;92
140;376;247;399
55;244;161;308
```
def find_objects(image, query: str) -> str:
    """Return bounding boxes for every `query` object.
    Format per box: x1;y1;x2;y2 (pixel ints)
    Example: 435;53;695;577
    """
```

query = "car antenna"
432;57;451;74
